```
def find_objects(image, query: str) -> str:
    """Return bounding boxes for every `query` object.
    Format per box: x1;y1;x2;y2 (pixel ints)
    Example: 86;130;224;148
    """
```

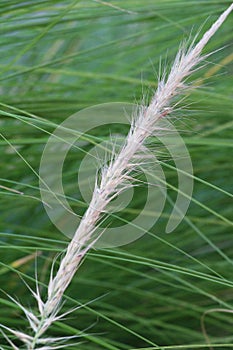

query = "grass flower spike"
1;3;232;349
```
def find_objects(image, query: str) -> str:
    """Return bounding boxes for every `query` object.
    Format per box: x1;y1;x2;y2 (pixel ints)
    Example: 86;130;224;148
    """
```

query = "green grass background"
0;1;233;349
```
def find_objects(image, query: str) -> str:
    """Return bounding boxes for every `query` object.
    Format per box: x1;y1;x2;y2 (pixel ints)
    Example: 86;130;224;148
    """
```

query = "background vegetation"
0;1;232;349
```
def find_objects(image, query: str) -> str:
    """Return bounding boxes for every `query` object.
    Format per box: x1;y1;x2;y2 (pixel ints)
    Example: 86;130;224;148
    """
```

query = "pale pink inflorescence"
48;1;232;320
1;3;232;349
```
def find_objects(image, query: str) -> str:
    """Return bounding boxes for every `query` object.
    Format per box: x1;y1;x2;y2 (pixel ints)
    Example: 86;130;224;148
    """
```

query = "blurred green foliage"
0;1;232;349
